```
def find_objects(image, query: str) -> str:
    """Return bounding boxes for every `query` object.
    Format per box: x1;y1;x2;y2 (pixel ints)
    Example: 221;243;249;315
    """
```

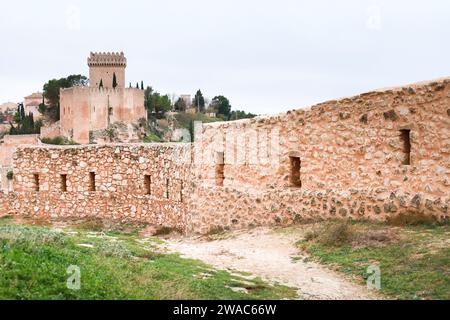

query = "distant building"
0;102;17;114
24;92;45;119
59;52;146;144
179;95;192;107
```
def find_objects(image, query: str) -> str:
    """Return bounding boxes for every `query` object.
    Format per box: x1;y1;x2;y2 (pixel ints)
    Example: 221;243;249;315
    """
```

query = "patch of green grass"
0;221;296;300
298;222;450;300
143;133;163;143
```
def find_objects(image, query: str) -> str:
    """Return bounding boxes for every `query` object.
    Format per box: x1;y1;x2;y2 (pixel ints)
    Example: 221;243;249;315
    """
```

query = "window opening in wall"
289;156;302;188
180;181;183;203
400;129;411;165
165;178;170;199
33;174;40;192
144;175;151;195
216;152;225;187
89;172;96;191
61;174;67;192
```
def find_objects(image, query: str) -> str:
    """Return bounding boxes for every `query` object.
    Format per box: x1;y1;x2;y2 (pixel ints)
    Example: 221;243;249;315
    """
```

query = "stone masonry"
0;77;449;234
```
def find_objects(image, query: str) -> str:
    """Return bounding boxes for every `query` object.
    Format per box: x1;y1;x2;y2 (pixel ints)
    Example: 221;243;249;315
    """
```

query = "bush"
318;222;355;246
41;136;78;145
387;211;438;226
6;171;13;180
143;133;163;143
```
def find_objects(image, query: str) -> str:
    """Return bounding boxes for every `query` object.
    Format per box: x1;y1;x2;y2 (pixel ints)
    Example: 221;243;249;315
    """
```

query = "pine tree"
136;82;139;89
112;73;117;89
141;81;144;90
193;90;206;113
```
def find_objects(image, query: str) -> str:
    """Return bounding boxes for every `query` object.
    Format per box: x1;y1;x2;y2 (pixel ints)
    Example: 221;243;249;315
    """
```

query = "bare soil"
163;227;383;300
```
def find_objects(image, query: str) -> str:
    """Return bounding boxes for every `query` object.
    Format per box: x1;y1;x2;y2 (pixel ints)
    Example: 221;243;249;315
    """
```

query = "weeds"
387;212;439;226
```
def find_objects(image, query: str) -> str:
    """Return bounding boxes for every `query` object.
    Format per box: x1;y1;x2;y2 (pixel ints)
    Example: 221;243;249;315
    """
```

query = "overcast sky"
0;0;449;115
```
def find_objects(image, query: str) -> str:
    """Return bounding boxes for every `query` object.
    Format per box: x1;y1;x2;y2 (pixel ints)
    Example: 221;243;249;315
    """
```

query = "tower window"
400;129;411;165
289;157;302;188
89;172;96;191
61;174;67;192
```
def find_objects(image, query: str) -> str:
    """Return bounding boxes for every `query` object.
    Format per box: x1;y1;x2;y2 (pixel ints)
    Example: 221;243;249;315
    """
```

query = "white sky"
0;0;449;115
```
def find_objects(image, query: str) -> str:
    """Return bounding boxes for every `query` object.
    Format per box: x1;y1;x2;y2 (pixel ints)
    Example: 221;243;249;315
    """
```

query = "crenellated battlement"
61;86;142;95
88;52;127;67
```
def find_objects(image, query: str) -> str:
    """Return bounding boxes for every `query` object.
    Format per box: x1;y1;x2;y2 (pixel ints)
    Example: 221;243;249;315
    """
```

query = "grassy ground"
297;220;450;300
0;217;296;300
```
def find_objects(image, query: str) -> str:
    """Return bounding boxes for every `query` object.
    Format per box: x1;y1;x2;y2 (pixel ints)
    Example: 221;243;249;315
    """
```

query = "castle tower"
88;52;127;89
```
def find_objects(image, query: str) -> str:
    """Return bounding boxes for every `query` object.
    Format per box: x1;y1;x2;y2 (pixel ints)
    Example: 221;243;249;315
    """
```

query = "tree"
174;97;187;112
99;79;104;89
0;111;5;123
112;73;117;89
153;93;172;114
141;81;144;90
43;74;88;121
144;86;154;112
193;90;205;113
136;82;139;89
229;110;257;121
9;103;42;135
211;95;232;118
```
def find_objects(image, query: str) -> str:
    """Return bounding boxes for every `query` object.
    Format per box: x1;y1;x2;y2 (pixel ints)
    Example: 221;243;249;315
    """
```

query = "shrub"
6;171;13;180
387;211;438;226
0;225;65;245
143;133;163;143
41;136;78;145
153;226;182;236
318;222;355;246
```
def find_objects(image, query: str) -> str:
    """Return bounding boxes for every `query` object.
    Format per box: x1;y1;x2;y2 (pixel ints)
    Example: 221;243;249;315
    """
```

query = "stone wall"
9;144;192;230
0;134;40;192
189;78;450;232
1;77;449;234
40;121;61;140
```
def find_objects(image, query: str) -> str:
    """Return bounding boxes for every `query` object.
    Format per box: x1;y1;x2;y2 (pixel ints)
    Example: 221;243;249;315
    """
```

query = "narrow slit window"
33;174;40;192
165;178;170;199
400;130;411;165
89;172;96;191
144;175;151;195
289;156;302;188
216;152;225;187
61;174;67;192
180;181;183;203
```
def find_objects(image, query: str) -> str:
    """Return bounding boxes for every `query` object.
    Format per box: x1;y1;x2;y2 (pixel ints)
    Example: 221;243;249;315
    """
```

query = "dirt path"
163;227;381;300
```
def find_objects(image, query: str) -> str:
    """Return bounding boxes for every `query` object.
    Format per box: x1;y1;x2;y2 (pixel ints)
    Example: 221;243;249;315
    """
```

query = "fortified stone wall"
9;144;192;230
189;78;450;233
0;134;40;192
1;78;449;234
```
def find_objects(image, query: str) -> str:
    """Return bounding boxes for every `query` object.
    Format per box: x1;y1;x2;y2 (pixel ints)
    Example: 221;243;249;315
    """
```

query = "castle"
59;52;146;144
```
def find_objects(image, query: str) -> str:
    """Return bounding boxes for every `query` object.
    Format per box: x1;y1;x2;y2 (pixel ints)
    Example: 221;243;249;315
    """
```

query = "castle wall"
9;144;191;230
40;121;61;140
60;87;146;144
0;134;40;192
2;78;449;234
189;78;450;232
